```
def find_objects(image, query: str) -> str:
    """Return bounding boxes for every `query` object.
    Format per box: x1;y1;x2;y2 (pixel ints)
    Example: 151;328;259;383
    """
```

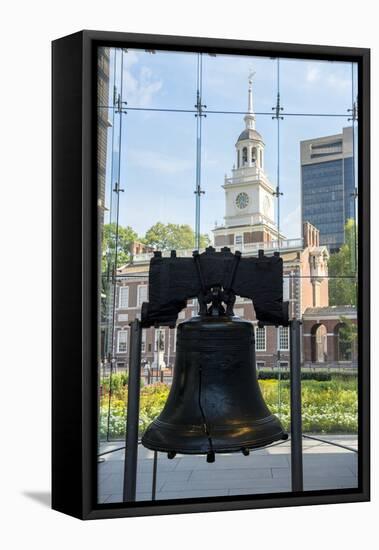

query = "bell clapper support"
206;451;215;463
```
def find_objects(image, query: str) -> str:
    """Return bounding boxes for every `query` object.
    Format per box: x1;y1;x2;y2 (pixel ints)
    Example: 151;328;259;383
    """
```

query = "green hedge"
257;371;355;382
99;376;357;439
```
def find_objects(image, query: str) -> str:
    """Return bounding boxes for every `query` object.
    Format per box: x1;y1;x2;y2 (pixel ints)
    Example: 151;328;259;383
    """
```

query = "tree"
102;223;138;271
337;316;357;361
143;222;210;251
328;219;357;306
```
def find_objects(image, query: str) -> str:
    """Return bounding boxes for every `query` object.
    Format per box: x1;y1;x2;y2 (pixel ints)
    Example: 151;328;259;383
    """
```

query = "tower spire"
244;71;256;130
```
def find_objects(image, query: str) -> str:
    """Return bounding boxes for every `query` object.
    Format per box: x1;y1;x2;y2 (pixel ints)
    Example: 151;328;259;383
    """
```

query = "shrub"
99;377;357;439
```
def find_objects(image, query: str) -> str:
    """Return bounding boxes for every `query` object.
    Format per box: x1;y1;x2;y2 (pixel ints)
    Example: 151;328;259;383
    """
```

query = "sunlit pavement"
97;435;358;503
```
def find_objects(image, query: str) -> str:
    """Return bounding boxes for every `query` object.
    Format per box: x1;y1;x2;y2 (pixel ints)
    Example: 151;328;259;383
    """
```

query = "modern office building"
300;127;355;252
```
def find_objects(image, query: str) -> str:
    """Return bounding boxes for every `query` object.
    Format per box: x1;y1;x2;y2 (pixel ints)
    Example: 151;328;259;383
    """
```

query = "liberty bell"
141;247;288;462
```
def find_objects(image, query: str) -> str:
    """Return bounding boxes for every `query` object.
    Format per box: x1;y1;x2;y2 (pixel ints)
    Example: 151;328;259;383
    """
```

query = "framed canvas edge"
52;30;370;520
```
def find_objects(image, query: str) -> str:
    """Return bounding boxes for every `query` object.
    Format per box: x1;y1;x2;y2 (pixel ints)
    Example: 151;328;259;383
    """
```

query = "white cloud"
123;52;163;107
128;149;193;175
306;66;321;83
305;63;350;91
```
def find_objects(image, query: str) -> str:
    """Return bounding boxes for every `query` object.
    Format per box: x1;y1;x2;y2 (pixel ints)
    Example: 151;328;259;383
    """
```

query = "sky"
100;48;358;242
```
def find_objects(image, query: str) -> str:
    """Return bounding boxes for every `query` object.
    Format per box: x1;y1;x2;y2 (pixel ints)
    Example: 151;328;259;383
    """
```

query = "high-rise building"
300;127;355;253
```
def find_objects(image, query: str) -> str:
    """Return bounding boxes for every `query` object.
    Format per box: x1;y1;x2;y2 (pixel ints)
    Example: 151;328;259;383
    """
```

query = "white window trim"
118;286;129;309
255;326;266;352
137;284;148;307
141;330;146;353
117;329;128;353
283;277;290;301
278;326;289;352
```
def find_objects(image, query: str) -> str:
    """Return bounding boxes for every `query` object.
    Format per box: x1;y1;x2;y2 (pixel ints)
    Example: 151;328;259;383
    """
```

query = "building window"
257;361;265;369
278;326;289;351
255;326;266;351
283;277;290;301
137;285;148;306
118;286;129;308
279;361;289;369
242;147;248;165
235;235;242;245
118;313;129;322
237;149;240;168
117;330;128;353
251;147;257;164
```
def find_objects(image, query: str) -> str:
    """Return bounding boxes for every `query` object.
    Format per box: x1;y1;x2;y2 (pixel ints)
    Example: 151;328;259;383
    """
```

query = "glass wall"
97;46;358;503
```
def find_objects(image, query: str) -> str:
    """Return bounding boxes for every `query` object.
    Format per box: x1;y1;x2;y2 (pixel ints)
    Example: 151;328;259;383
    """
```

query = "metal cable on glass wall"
106;49;126;441
194;53;206;250
273;58;285;416
272;58;284;253
103;49;118;364
349;62;358;277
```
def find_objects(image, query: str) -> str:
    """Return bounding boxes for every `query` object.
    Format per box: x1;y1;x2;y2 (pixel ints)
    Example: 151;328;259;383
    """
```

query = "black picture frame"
52;30;370;520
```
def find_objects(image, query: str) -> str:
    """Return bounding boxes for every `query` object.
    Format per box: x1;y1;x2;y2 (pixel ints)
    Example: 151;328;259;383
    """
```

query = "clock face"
235;192;249;209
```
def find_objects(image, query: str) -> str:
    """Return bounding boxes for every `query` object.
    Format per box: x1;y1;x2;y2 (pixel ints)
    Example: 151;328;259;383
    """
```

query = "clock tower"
213;74;285;249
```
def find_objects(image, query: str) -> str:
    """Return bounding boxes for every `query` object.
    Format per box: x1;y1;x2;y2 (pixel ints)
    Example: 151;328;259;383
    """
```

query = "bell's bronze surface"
142;313;287;457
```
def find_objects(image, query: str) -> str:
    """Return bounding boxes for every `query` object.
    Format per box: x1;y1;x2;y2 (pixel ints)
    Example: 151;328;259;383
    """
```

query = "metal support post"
152;451;158;501
289;319;304;492
123;319;142;501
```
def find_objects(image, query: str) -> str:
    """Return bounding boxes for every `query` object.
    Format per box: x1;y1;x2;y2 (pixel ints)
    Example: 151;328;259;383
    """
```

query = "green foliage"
144;222;210;251
259;378;357;434
258;371;335;381
102;223;139;271
328;218;357;306
99;377;357;439
337;316;357;361
101;372;129;400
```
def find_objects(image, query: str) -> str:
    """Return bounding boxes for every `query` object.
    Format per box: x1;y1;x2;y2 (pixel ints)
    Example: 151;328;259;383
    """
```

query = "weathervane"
248;69;256;85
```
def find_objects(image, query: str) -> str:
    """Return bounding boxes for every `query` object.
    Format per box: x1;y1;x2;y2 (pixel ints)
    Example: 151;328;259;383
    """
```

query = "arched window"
242;147;247;165
311;323;327;363
237;149;240;168
251;147;257;164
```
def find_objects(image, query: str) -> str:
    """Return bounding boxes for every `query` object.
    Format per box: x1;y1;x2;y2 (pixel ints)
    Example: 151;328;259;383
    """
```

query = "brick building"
102;75;357;376
107;220;328;374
